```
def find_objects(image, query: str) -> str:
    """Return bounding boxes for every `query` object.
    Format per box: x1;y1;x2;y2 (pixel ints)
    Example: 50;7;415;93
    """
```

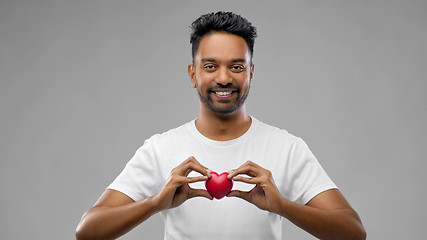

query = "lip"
210;89;237;99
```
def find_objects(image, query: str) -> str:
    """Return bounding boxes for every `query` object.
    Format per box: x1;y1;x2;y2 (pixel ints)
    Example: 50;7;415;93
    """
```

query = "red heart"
205;172;233;199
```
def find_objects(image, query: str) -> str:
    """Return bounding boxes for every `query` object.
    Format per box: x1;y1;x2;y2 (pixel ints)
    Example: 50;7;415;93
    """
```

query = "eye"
230;65;245;72
203;64;217;72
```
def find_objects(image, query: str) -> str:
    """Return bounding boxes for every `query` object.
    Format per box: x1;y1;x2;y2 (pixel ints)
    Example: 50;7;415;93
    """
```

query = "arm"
280;189;366;240
227;161;366;240
76;189;158;240
76;157;212;240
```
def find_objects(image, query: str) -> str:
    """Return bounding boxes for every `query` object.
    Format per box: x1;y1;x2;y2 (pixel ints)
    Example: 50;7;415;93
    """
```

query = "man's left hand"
227;161;284;214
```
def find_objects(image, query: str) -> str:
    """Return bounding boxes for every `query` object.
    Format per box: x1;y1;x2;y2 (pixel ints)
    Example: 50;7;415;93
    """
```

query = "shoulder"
151;121;190;139
141;120;193;150
252;117;299;145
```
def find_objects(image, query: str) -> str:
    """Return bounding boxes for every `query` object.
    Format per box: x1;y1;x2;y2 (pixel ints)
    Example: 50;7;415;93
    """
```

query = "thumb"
189;188;214;200
227;190;251;202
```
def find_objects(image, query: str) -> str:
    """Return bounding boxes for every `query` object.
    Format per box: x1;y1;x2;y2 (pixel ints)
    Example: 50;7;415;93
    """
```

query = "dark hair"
190;11;257;62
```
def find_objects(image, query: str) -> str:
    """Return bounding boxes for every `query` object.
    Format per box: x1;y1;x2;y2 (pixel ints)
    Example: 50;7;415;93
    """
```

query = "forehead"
195;33;250;63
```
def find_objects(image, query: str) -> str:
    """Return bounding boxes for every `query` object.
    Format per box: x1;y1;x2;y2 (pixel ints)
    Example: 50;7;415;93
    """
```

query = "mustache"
207;83;240;92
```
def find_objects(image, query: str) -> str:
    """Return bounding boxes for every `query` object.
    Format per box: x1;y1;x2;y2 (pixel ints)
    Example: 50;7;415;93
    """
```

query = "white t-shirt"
108;117;337;240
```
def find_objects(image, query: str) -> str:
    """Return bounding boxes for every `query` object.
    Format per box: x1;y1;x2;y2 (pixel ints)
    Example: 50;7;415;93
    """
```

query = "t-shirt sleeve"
107;139;162;201
287;137;337;205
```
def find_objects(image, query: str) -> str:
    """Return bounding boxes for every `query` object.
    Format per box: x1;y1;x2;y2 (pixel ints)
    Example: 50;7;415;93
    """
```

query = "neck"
195;104;252;141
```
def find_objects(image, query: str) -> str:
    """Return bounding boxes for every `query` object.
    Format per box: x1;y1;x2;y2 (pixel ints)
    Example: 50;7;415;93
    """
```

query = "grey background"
1;0;426;239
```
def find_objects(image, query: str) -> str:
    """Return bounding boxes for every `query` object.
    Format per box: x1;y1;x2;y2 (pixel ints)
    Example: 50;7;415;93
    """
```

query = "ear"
188;64;197;88
249;64;254;84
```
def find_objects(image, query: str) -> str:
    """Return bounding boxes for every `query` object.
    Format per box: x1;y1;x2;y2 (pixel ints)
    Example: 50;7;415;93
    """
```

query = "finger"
175;157;211;177
171;175;189;185
188;188;213;200
182;157;211;177
227;190;251;202
206;168;212;178
185;175;209;184
228;163;260;179
232;175;261;185
227;169;236;179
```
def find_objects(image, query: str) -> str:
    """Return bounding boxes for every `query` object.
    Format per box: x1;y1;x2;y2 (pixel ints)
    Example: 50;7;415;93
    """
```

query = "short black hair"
190;11;257;62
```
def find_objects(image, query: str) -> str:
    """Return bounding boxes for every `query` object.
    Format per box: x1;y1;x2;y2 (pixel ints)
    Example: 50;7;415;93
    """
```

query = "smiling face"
188;32;254;115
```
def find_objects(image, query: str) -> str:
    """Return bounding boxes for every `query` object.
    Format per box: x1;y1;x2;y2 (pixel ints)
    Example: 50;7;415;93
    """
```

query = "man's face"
188;33;254;115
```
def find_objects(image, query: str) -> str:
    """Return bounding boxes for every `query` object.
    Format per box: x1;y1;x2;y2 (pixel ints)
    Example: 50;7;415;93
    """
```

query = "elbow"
353;230;367;240
355;215;367;240
75;219;97;240
75;230;86;240
357;226;367;240
75;231;85;240
349;219;367;240
333;225;366;240
75;224;89;240
76;218;112;240
75;226;99;240
337;210;367;240
347;209;367;240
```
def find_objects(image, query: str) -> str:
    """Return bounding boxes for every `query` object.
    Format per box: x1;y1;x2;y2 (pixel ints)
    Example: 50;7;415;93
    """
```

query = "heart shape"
205;172;233;199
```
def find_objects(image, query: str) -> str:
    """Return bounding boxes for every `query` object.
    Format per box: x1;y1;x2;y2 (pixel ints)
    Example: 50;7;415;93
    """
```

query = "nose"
215;67;232;86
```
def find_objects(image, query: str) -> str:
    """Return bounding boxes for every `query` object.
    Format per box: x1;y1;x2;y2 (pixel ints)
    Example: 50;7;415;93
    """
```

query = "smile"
215;91;233;96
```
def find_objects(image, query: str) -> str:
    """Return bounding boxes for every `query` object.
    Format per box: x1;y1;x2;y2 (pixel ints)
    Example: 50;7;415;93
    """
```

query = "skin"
188;32;254;141
76;157;212;240
76;32;366;240
227;161;366;240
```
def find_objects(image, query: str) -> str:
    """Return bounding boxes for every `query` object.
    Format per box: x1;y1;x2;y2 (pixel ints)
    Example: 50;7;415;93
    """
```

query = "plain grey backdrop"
1;0;426;239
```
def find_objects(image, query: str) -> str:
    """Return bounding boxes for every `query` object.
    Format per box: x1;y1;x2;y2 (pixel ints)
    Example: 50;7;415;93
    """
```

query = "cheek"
195;73;213;86
238;75;251;88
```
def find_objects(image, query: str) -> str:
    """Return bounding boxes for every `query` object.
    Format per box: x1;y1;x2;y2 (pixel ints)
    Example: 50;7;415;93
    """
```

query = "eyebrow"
201;58;216;63
231;58;247;63
200;58;248;63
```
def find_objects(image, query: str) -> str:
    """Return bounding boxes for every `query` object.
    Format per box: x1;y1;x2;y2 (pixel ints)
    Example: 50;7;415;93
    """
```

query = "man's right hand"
153;156;213;211
76;157;212;240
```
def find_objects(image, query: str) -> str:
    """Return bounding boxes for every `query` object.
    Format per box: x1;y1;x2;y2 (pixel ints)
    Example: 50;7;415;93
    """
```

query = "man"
76;11;366;240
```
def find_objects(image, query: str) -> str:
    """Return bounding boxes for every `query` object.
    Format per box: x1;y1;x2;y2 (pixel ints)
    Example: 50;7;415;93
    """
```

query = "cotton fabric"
108;117;337;239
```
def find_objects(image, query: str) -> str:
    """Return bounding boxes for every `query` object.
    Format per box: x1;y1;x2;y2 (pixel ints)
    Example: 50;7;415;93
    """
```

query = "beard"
196;81;250;115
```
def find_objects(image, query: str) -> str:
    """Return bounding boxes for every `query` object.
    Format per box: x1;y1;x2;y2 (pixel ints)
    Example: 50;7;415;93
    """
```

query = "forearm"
76;196;160;240
279;198;366;240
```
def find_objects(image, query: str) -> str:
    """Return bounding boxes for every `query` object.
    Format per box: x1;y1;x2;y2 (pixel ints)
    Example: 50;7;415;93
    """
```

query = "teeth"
215;91;232;96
